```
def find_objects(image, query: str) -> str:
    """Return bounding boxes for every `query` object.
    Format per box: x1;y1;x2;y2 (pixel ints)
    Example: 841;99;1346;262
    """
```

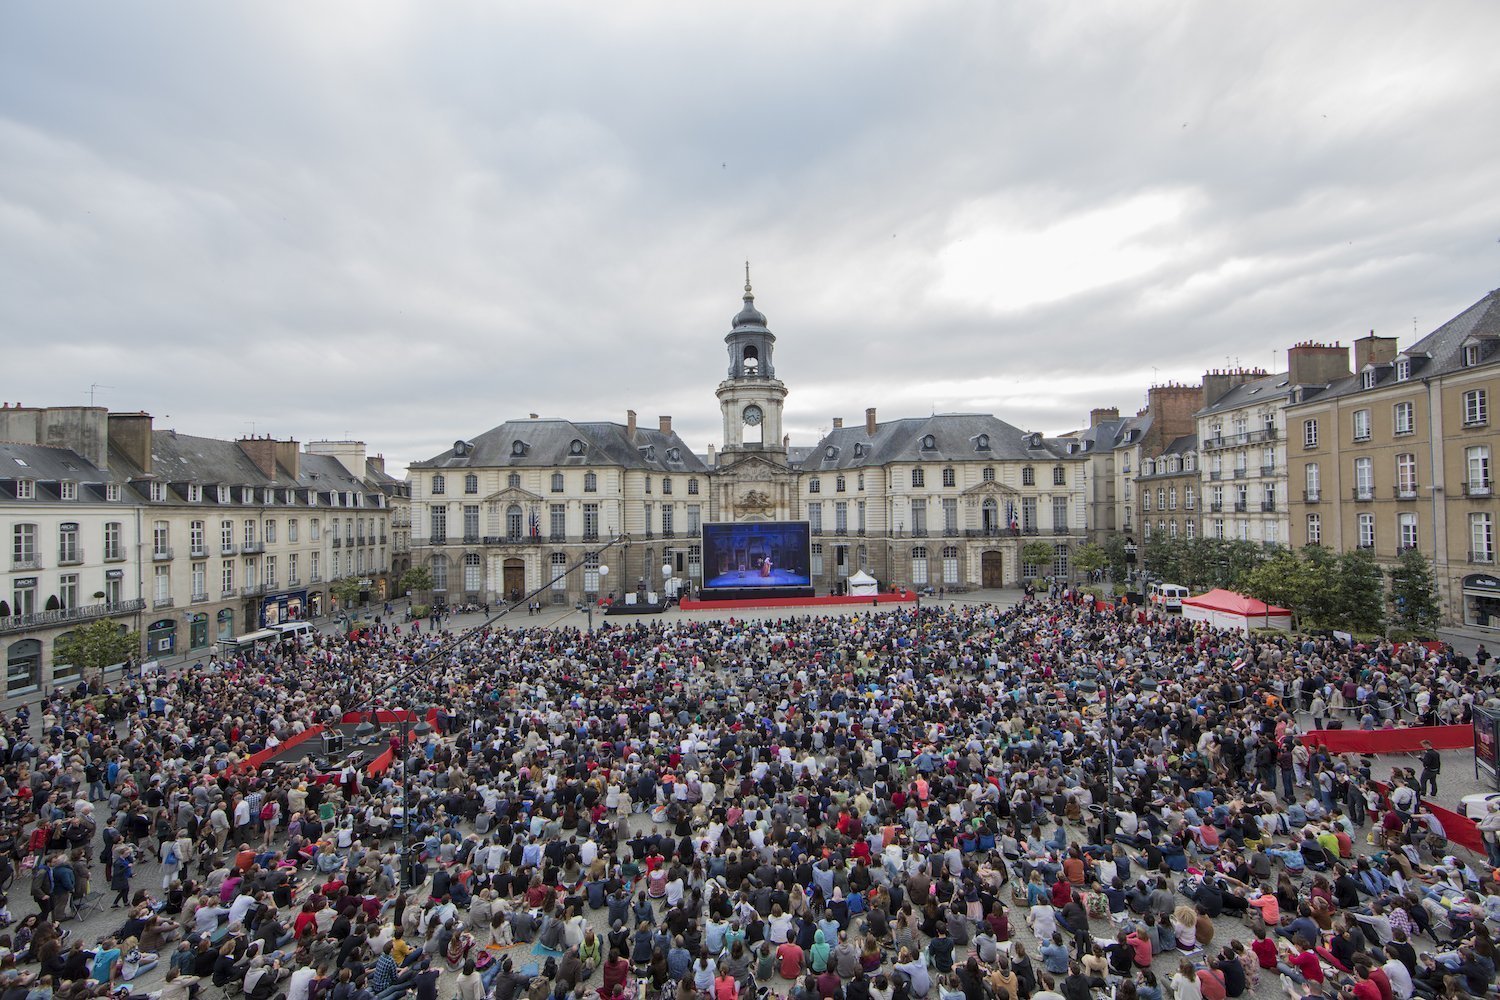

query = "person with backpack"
261;798;281;847
30;856;52;916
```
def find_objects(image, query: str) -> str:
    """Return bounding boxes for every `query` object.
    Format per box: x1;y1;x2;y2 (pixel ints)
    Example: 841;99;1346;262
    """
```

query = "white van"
1149;583;1189;611
269;621;315;640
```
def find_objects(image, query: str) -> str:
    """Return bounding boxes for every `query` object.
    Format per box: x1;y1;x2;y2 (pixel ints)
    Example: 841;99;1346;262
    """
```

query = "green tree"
1100;535;1130;582
1336;548;1386;633
1296;545;1343;628
1074;543;1108;580
1221;539;1266;589
1388;548;1442;637
331;576;363;609
1020;541;1054;577
400;565;433;596
53;619;140;679
1238;548;1309;623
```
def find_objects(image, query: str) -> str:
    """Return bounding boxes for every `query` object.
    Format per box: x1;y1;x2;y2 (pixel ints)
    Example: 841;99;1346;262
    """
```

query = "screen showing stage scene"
701;521;812;589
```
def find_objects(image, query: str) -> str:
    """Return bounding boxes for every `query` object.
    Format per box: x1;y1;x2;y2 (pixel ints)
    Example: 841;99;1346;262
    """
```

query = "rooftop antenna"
245;420;257;436
88;383;114;406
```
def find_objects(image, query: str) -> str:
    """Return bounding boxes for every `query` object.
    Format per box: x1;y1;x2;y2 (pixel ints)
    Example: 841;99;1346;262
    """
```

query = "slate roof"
0;442;121;502
139;431;280;486
1300;286;1500;405
802;414;1084;472
410;419;709;474
1196;371;1294;417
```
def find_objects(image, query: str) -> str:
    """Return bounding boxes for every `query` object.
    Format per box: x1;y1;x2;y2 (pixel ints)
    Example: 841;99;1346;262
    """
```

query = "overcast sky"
4;2;1500;475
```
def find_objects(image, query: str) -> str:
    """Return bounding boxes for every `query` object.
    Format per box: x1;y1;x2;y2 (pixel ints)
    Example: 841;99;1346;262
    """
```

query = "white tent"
1180;588;1293;633
847;570;879;597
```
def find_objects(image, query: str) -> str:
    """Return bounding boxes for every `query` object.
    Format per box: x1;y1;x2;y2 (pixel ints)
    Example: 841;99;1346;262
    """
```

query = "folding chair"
74;890;107;921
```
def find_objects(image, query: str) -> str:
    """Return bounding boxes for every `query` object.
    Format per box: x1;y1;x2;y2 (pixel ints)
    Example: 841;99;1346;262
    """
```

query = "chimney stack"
1286;341;1351;386
528;413;539;420
238;437;279;479
626;410;637;438
1354;331;1400;372
1089;407;1120;428
706;443;716;467
832;417;843;429
659;415;672;434
865;407;877;435
107;412;153;475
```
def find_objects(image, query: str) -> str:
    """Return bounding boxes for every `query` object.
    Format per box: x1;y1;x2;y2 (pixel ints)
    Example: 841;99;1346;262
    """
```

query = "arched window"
6;639;42;694
982;498;999;532
583;472;598;493
430;554;448;591
742;345;760;374
551;552;568;591
662;477;673;495
976;434;990;451
506;505;523;539
910;546;929;586
921;434;936;450
569;439;585;456
431;474;445;495
463;552;481;592
464;474;478;494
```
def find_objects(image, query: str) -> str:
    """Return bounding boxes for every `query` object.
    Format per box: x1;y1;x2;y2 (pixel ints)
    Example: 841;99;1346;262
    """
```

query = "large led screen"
701;521;812;589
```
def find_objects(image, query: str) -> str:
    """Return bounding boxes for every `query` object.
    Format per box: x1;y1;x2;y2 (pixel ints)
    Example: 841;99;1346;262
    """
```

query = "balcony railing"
911;529;929;538
310;573;322;583
1260;501;1277;512
104;549;126;562
331;538;342;548
1303;490;1321;503
189;546;209;559
662;530;676;538
152;547;174;561
1208;470;1222;481
0;597;146;636
241;584;265;596
481;535;545;545
153;597;175;609
462;534;480;544
1209;502;1223;512
1472;550;1496;564
221;544;238;556
356;535;367;546
191;591;209;603
1260;466;1275;477
1352;488;1374;501
221;588;237;598
943;527;960;537
242;541;265;554
1464;480;1493;497
58;548;84;566
1233;468;1247;479
1233;502;1248;512
379;535;387;544
1394;487;1419;500
964;527;1008;537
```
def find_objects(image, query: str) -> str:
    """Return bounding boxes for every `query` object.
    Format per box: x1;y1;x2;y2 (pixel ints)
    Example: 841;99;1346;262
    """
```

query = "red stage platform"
677;592;919;611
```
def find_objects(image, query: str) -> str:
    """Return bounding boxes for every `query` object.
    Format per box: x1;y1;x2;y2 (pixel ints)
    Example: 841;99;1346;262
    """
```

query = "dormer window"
666;447;681;462
1395;358;1411;381
60;481;77;501
853;443;864;458
512;440;527;457
187;484;201;502
825;445;838;460
16;479;35;500
453;440;467;457
217;485;229;503
150;481;166;502
1465;344;1482;367
921;434;936;450
106;483;121;502
569;439;585;456
1362;369;1377;390
975;434;990;451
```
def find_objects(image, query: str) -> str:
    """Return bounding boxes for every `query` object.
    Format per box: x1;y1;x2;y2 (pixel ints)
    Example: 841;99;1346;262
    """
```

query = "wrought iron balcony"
1464;480;1493;497
0;597;146;636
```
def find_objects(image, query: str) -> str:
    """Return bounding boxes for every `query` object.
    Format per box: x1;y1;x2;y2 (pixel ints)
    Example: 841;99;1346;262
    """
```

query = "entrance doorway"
981;550;1004;588
503;559;525;602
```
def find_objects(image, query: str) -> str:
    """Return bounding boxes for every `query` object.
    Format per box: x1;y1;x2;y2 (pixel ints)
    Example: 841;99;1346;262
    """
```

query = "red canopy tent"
1180;588;1292;633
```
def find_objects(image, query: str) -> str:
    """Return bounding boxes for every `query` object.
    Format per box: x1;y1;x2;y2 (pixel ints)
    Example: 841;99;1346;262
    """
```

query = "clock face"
743;405;763;426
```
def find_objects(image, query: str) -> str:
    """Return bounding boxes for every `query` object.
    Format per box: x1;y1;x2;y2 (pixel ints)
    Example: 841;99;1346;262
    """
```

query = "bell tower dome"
717;263;787;460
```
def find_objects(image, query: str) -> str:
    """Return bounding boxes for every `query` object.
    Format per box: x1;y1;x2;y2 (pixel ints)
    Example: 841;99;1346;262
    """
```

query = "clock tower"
717;264;787;459
713;265;797;522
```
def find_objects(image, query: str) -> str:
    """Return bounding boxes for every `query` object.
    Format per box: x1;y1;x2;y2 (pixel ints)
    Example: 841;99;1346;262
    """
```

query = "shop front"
147;618;177;655
259;589;308;627
1464;573;1500;629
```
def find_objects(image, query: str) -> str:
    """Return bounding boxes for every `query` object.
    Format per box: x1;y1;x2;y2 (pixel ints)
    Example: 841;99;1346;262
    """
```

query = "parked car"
1458;791;1500;819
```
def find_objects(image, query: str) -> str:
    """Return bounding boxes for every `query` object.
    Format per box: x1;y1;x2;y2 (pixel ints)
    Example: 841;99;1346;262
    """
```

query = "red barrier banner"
1372;780;1486;856
1299;724;1473;754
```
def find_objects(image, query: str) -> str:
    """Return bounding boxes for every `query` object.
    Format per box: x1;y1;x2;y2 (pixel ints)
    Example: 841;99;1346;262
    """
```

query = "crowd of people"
1;594;1499;1000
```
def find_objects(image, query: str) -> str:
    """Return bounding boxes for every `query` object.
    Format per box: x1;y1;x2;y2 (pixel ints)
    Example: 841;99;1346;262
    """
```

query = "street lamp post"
1076;666;1117;847
393;708;432;890
575;601;594;632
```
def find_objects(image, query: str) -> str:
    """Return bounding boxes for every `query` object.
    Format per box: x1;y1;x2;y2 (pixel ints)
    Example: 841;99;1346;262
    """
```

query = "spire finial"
744;260;752;296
